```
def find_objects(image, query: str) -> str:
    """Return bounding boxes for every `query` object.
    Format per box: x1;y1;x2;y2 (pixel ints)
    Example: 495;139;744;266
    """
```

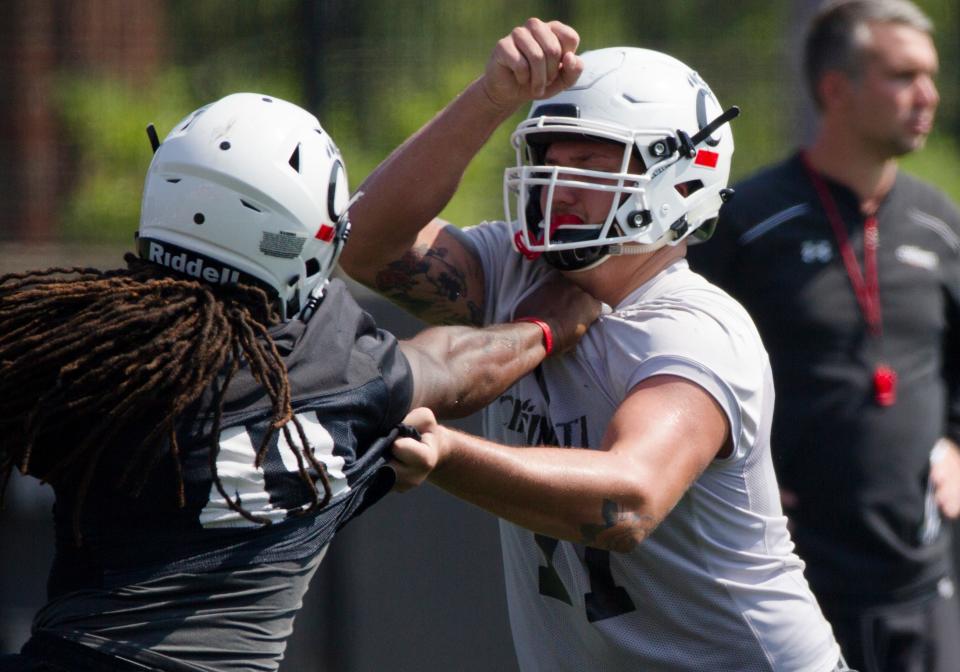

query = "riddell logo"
147;241;240;284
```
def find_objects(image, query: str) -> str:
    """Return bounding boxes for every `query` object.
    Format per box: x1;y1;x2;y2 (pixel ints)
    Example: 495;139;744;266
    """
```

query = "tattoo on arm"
374;244;482;325
579;499;659;552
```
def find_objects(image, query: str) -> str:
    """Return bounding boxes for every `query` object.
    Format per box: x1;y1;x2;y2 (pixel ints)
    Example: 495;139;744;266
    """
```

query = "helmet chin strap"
556;237;669;273
534;204;685;271
609;237;669;256
556;252;613;273
299;191;365;322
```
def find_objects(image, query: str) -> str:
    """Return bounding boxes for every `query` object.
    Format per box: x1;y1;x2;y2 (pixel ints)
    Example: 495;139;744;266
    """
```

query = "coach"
689;1;960;670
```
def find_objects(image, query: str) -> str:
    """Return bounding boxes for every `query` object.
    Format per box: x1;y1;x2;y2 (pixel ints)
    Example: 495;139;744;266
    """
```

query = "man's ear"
818;70;854;113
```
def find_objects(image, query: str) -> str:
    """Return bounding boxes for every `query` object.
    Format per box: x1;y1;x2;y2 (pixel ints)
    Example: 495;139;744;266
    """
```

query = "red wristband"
514;317;554;356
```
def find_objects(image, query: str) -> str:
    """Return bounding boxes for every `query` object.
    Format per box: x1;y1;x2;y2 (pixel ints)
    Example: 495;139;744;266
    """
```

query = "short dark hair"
803;0;933;109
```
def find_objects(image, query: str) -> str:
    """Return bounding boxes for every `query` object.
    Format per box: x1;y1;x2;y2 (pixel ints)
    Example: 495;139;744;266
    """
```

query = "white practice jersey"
462;220;840;672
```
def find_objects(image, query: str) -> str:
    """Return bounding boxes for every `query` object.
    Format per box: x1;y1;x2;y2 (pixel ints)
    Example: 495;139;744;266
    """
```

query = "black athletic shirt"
688;152;960;608
28;279;414;670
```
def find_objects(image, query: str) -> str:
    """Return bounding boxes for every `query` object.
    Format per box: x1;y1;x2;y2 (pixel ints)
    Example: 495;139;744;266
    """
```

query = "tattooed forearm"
579;499;659;553
374;245;483;325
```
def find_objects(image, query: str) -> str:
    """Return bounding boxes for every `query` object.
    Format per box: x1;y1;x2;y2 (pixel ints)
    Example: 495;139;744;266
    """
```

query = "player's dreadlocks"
0;253;332;542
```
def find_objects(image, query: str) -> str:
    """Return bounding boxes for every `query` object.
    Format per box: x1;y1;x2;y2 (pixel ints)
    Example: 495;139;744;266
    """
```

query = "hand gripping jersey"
462;221;840;672
29;279;414;672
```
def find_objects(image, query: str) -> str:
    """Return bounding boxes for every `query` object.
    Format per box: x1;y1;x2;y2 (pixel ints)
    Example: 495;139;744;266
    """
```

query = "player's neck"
565;243;686;307
805;129;898;215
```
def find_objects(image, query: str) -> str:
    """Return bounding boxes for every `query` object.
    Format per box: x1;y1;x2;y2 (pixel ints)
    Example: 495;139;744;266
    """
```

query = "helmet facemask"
504;48;738;272
506;120;665;272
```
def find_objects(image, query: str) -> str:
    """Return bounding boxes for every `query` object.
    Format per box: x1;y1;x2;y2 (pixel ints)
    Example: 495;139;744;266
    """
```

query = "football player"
688;1;960;669
0;92;601;671
344;19;850;672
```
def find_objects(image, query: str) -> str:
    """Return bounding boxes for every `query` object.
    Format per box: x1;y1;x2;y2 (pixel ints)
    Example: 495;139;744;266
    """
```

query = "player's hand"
481;18;583;111
931;438;960;519
390;407;444;493
514;275;605;355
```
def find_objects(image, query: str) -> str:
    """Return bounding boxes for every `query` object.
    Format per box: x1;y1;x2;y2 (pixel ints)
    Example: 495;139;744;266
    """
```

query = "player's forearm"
428;426;660;552
401;321;549;419
341;79;517;282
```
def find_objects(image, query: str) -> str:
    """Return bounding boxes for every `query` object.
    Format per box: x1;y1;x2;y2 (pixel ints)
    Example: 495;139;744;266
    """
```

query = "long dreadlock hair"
0;253;332;542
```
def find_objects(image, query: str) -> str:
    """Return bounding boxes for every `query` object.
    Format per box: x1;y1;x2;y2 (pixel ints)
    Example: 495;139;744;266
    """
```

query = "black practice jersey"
688;153;960;607
35;279;413;668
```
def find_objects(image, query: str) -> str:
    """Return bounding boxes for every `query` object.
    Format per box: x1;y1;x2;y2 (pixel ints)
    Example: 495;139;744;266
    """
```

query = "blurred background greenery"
16;0;956;245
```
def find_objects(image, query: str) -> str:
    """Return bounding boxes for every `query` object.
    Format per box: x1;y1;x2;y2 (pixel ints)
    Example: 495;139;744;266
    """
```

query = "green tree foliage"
55;0;960;241
57;0;305;241
56;71;191;241
306;0;796;229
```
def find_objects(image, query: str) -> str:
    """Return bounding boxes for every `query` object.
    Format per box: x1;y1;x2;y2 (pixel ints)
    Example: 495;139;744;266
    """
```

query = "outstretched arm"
398;274;601;419
393;376;732;550
341;18;583;326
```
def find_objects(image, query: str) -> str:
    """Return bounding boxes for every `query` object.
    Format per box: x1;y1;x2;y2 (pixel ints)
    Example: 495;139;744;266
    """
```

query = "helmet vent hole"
675;180;704;198
289;144;301;173
305;258;321;277
166;178;181;184
262;97;273;103
219;141;231;151
240;199;261;212
193;213;205;225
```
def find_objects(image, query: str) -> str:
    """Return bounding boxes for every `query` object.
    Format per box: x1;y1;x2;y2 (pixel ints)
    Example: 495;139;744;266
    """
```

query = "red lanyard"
800;153;882;338
800;153;896;406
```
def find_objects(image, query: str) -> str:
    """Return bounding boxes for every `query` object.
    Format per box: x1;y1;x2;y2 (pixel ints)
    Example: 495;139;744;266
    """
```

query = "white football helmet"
505;47;737;271
138;92;352;319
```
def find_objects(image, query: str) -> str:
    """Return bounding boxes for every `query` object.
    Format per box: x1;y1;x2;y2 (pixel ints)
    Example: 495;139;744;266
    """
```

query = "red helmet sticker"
694;149;719;168
316;224;335;242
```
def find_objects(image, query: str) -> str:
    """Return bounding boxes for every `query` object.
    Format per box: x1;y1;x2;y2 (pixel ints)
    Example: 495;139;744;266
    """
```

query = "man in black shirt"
688;2;960;670
0;93;601;671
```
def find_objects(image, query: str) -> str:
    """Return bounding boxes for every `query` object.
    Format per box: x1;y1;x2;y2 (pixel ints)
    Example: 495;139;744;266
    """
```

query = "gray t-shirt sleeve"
459;220;560;326
594;292;769;460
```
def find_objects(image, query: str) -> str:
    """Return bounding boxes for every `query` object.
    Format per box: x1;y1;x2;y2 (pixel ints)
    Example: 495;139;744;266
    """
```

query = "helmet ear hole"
675;180;704;198
304;258;321;277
